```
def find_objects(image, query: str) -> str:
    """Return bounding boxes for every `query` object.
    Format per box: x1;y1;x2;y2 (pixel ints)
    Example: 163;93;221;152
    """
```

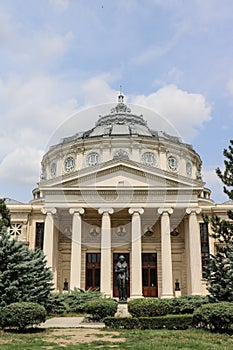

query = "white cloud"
131;84;212;140
82;76;119;106
202;168;228;204
0;147;43;185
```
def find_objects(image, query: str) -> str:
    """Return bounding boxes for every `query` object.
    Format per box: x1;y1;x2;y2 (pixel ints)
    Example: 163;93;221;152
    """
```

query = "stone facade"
6;94;233;298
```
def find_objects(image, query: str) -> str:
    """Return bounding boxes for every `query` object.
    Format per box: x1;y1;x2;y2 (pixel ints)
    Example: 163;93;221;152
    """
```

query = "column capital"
186;207;201;215
41;207;57;215
128;207;144;215
69;208;85;215
158;207;173;215
98;207;114;215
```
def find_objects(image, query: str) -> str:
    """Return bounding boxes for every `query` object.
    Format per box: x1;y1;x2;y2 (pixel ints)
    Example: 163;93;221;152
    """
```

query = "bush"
168;296;209;314
0;302;46;330
45;289;102;315
46;293;68;315
128;298;172;317
84;298;118;321
66;288;102;313
104;314;193;330
193;302;233;331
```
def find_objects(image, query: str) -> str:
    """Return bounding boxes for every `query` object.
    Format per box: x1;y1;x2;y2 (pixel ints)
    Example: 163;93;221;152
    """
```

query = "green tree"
0;198;53;307
204;140;233;301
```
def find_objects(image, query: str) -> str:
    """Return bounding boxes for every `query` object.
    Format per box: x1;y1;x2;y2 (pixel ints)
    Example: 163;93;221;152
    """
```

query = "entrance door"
113;253;130;298
86;253;101;290
142;253;158;297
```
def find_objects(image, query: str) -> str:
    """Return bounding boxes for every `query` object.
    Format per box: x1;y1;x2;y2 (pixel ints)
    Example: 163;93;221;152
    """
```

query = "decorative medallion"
186;161;192;176
168;156;178;171
144;225;154;237
50;162;57;177
116;226;127;237
86;152;100;166
9;223;22;237
113;149;129;160
142;152;157;167
89;227;100;237
170;228;179;236
64;156;75;172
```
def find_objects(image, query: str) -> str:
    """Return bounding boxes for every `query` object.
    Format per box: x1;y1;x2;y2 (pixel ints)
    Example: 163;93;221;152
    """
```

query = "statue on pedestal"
115;255;128;302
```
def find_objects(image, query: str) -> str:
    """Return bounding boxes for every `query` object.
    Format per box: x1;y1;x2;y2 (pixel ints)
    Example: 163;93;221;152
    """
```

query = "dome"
40;94;202;183
59;94;188;146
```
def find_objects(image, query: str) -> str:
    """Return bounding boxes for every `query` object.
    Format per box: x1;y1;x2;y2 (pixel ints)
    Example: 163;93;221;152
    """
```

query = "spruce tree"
0;199;53;307
204;140;233;301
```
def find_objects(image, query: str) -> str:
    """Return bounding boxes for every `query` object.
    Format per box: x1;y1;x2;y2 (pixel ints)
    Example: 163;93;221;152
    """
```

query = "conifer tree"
0;198;53;307
204;140;233;301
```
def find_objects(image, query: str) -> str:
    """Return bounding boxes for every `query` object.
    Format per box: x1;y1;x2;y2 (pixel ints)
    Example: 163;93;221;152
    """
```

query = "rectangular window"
200;223;210;276
35;222;44;250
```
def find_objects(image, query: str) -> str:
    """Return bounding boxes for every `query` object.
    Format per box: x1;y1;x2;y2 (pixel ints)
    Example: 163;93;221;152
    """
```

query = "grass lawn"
0;328;233;349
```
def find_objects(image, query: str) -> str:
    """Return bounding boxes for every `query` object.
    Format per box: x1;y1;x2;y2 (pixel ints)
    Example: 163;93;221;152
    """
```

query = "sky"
0;0;233;204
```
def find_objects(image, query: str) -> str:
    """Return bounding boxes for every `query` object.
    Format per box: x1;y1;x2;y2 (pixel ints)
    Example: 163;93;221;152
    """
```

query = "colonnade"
41;206;203;298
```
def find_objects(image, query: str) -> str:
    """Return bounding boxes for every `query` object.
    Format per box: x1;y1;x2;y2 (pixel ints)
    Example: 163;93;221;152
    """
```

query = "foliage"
203;210;233;302
203;140;233;302
0;302;46;330
167;295;209;314
84;298;118;321
104;314;193;330
66;288;102;313
46;288;102;315
128;298;172;317
193;302;233;331
0;198;11;231
45;292;68;315
216;140;233;200
0;228;53;307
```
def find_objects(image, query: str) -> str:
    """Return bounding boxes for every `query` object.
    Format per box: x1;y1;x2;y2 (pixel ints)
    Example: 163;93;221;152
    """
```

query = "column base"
161;294;174;299
130;294;143;299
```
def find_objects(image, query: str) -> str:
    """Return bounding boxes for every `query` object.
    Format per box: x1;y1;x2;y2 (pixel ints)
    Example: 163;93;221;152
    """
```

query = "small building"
6;94;233;298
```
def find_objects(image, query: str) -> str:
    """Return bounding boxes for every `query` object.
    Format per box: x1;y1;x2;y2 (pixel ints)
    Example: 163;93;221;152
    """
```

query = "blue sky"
0;0;233;203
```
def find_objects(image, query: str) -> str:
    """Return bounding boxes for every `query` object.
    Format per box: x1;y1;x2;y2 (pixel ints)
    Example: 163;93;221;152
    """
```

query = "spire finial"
118;85;124;103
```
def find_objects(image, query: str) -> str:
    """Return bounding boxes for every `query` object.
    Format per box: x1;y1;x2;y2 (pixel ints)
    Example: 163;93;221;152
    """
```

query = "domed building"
7;94;232;298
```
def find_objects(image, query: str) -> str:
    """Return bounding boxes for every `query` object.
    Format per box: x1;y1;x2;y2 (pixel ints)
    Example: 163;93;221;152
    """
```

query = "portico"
41;202;203;298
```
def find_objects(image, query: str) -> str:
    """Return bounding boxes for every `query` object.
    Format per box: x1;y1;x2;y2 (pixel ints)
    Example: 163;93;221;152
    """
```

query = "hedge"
193;302;233;331
84;298;118;321
104;314;193;330
128;298;172;317
0;302;46;330
167;296;209;314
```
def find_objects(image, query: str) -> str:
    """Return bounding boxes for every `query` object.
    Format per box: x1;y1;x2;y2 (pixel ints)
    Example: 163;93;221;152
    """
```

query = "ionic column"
41;208;57;269
98;208;114;297
186;208;202;295
158;208;174;298
69;208;85;291
129;207;144;298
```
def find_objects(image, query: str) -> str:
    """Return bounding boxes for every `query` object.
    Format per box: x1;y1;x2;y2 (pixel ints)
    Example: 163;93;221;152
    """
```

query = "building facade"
6;94;233;298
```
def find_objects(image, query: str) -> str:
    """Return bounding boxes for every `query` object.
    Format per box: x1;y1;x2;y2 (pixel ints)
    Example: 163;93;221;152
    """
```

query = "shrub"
193;302;233;331
104;314;193;330
46;293;68;315
168;296;209;314
66;288;102;313
128;298;172;317
0;302;46;330
84;298;118;321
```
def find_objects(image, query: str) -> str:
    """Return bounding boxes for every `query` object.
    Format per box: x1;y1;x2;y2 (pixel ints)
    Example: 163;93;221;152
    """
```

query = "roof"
58;94;192;149
5;198;24;205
